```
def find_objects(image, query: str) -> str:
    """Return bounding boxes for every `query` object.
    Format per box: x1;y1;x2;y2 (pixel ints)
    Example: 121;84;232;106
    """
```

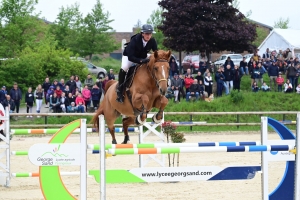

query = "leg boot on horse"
116;69;127;103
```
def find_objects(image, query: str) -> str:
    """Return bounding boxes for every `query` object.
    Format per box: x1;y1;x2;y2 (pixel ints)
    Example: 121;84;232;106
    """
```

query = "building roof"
248;19;273;30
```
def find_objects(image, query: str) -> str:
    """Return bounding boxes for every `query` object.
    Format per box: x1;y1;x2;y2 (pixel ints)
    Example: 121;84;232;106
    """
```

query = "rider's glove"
140;58;150;64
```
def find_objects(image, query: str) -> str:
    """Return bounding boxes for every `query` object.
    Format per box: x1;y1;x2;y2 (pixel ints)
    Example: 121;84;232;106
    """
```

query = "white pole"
5;107;10;187
80;119;87;200
139;125;143;168
261;116;269;200
99;115;106;200
294;113;300;200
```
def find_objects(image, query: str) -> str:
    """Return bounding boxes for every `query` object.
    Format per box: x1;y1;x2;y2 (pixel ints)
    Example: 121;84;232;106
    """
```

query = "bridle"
146;59;169;87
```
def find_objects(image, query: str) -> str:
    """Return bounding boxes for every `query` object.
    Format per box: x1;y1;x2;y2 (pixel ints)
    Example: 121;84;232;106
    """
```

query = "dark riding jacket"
123;33;158;63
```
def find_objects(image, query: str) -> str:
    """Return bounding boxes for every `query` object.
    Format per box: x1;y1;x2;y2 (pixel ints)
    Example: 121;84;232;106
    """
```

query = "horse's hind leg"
122;117;135;144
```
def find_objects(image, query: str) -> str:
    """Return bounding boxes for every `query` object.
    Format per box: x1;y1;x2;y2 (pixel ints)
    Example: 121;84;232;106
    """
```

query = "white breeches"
121;54;151;72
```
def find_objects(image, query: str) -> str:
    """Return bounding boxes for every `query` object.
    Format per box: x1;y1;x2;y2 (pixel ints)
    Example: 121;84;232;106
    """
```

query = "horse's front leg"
152;95;169;123
133;93;149;125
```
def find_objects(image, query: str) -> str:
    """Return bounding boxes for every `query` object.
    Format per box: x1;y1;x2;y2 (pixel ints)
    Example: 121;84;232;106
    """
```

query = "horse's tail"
91;80;116;129
92;102;104;129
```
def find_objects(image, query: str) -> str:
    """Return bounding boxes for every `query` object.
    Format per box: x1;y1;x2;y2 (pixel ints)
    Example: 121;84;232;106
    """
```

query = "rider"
116;24;158;103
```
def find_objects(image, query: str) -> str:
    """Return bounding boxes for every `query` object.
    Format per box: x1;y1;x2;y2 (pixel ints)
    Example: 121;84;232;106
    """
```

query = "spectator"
84;74;94;90
199;51;208;75
59;79;66;91
96;78;102;89
276;73;284;92
9;82;22;113
42;77;51;108
254;62;266;87
184;74;194;93
185;69;193;78
67;92;76;104
284;79;293;93
67;102;78;113
233;65;242;92
224;65;234;92
295;64;300;91
102;75;109;91
277;50;284;60
198;80;205;99
52;79;59;89
203;68;210;77
63;85;71;97
263;48;271;59
54;86;63;98
261;82;270;92
223;57;234;69
171;73;181;103
263;58;272;71
25;87;34;118
75;93;85;113
169;58;179;77
178;74;186;102
248;58;255;87
253;51;259;62
239;57;248;75
91;84;102;109
286;61;297;88
268;61;279;91
82;85;91;110
74;76;82;92
204;72;213;97
252;81;259;92
50;92;60;113
46;86;55;104
295;57;300;66
285;48;293;61
66;75;77;94
186;79;200;101
277;58;287;74
2;95;15;113
296;84;300;94
34;84;43;117
0;86;7;105
195;71;203;84
215;67;225;97
108;69;115;80
59;92;69;113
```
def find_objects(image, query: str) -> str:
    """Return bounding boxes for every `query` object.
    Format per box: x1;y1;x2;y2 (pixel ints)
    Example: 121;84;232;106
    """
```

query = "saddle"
125;64;140;89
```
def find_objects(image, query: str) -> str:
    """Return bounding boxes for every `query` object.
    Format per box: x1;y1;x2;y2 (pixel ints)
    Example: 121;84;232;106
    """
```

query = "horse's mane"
148;50;171;68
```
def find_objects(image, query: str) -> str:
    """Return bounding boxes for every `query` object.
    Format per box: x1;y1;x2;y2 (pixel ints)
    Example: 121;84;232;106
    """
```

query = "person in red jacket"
276;73;285;92
75;93;85;113
184;74;194;93
54;86;63;98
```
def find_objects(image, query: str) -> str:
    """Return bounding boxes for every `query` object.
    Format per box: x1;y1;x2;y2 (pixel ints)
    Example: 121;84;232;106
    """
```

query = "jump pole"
99;115;106;200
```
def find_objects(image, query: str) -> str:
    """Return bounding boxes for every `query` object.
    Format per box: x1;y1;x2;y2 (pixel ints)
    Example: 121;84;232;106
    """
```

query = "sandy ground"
0;131;288;200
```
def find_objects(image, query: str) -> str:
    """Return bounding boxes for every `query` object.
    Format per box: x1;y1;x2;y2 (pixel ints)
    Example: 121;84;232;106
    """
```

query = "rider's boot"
116;69;127;103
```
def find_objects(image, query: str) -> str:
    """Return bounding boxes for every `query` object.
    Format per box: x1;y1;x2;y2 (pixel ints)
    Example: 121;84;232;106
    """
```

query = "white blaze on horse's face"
161;65;166;79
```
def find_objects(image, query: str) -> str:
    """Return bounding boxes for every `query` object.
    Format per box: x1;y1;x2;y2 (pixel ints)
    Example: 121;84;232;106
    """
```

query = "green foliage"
0;0;46;57
252;26;269;48
133;19;143;29
91;57;121;73
146;8;167;50
162;121;186;143
0;34;87;92
230;90;244;103
92;55;101;62
274;17;290;29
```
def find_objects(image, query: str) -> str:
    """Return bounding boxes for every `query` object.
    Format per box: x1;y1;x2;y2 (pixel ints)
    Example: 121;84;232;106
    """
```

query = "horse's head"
148;50;172;96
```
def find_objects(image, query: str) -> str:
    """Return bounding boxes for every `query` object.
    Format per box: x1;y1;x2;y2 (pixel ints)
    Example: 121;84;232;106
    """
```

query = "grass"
10;73;300;132
91;57;121;73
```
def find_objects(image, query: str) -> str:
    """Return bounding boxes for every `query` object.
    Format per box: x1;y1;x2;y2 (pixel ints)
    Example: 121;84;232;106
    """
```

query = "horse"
92;50;171;144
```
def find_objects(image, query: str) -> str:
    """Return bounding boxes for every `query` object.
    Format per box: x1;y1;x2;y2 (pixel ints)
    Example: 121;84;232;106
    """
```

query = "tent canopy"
258;29;300;53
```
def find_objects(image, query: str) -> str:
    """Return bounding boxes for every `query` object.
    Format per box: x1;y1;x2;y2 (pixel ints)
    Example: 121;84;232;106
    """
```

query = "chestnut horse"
92;50;171;144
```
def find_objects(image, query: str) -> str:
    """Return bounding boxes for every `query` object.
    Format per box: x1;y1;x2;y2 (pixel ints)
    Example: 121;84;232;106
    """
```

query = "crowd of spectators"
166;48;300;102
0;70;116;117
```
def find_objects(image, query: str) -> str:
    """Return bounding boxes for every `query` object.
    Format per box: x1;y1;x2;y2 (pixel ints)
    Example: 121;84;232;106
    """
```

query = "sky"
35;0;300;32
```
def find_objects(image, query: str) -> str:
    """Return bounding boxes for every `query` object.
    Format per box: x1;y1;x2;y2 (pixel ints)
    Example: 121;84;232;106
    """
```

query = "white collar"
142;39;148;47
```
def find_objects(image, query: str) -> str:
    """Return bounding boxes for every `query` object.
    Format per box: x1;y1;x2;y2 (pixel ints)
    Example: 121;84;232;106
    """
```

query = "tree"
146;8;167;50
158;0;257;55
134;19;143;28
0;0;46;57
49;3;82;52
274;17;289;29
78;0;118;59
